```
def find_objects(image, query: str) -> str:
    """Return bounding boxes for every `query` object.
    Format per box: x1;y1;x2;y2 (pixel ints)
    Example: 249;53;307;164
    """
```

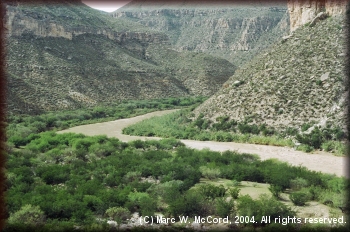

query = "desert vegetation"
7;96;206;148
5;130;347;231
4;98;348;231
123;109;347;156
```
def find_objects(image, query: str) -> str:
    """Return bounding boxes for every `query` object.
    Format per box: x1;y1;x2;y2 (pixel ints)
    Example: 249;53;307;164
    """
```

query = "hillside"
111;1;290;67
5;2;235;114
194;14;347;131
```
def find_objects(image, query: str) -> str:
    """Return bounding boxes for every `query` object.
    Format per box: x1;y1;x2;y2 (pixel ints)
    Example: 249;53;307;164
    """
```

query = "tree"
8;204;45;226
198;184;226;201
215;197;235;218
237;194;294;226
228;187;241;199
105;207;131;225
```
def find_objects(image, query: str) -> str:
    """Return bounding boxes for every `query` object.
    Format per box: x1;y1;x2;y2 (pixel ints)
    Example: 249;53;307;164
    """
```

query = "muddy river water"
58;109;348;177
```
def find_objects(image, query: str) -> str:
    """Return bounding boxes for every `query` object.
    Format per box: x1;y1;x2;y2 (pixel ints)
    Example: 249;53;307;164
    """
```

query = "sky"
82;1;132;12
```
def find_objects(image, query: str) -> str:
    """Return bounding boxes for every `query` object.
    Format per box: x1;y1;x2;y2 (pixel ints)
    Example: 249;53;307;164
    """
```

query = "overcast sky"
82;1;132;12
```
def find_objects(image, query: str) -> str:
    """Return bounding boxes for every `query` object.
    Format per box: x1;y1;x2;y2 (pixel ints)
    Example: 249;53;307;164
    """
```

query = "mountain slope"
194;14;346;130
5;2;235;114
111;1;289;67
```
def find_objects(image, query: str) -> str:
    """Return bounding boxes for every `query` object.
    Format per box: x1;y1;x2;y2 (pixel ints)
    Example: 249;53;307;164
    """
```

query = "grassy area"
123;109;347;155
6;96;207;148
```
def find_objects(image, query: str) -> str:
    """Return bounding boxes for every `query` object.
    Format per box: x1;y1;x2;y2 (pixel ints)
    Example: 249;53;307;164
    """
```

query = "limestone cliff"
6;5;169;44
5;3;235;114
112;2;289;67
287;0;348;32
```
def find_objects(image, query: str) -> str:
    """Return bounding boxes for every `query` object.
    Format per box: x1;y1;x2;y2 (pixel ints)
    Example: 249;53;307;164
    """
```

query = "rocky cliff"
5;3;235;114
194;13;346;130
6;4;169;44
112;2;289;67
287;0;348;32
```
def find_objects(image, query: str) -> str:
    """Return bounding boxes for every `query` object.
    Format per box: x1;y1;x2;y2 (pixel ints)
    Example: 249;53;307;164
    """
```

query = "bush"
126;192;156;216
215;198;235;218
301;123;312;132
167;190;211;218
237;194;294;226
198;184;226;201
269;184;283;198
318;190;346;208
321;141;335;152
8;135;28;148
296;127;324;149
231;180;241;187
199;166;221;180
8;204;45;226
105;207;130;224
290;178;309;190
290;189;312;206
238;123;257;134
123;171;142;182
228;187;240;199
296;144;314;153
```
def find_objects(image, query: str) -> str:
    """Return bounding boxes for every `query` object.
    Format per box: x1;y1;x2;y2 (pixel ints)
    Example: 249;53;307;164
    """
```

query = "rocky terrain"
194;11;347;130
288;0;348;32
5;2;235;114
112;1;290;67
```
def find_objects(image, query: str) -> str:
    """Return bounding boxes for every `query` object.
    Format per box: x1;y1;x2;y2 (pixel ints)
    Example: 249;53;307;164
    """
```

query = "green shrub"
296;128;324;149
290;178;309;190
296;144;314;153
167;189;211;218
215;197;235;218
231;180;241;187
228;187;240;199
123;171;142;182
301;123;312;132
321;141;335;152
8;204;46;226
290;189;312;206
8;135;28;148
237;194;294;226
198;184;226;201
268;184;283;198
316;79;323;85
199;166;221;180
126;192;156;216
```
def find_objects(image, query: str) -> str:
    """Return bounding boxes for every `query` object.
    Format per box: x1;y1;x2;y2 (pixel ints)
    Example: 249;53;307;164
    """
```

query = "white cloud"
82;1;131;12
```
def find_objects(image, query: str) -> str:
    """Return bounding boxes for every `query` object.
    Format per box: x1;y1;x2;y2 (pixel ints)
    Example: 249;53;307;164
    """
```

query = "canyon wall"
6;6;169;45
5;3;236;113
112;4;289;67
287;0;348;32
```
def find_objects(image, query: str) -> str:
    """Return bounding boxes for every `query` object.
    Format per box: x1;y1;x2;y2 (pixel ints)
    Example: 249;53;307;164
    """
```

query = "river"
58;109;348;177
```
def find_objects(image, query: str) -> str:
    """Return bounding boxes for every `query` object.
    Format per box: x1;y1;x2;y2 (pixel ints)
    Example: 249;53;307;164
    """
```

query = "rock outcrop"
6;6;169;44
287;0;348;32
194;14;346;130
112;2;289;67
5;3;235;114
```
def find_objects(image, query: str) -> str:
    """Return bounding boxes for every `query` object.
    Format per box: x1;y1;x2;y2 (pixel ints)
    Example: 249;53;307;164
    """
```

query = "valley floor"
58;110;348;178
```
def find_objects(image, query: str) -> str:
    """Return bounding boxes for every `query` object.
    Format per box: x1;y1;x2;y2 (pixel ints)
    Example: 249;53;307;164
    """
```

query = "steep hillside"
5;2;235;114
194;14;346;130
111;1;289;67
288;0;348;32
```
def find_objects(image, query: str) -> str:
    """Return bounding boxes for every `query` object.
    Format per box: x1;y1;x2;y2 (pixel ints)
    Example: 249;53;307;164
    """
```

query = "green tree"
198;184;226;201
228;187;240;199
8;204;45;226
290;189;312;206
215;197;235;218
105;207;131;225
237;194;294;226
